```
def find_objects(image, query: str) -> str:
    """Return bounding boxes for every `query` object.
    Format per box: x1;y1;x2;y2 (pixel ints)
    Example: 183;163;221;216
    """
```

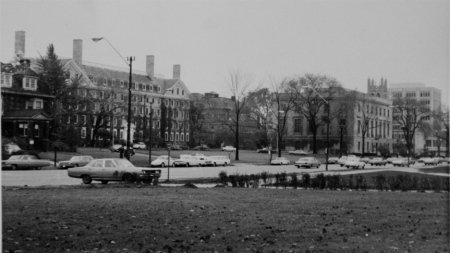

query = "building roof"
1;89;55;98
2;110;51;120
81;64;153;83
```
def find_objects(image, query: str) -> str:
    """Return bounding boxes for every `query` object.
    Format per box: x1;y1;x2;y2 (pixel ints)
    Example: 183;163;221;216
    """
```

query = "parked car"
422;157;439;166
270;157;291;165
417;157;429;163
222;146;236;152
256;148;276;153
173;155;205;167
151;155;175;167
57;156;94;169
294;157;320;168
386;156;402;164
327;157;339;164
170;145;183;150
288;150;308;155
109;144;136;155
2;155;52;170
68;158;161;185
2;143;24;160
193;145;209;151
132;142;146;149
392;158;415;167
344;157;366;169
369;157;387;166
338;156;348;167
360;157;371;164
110;145;135;156
204;156;231;167
180;144;189;150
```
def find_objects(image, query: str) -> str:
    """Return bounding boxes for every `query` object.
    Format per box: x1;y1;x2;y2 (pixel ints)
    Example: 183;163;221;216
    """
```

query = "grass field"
418;166;449;174
2;185;448;253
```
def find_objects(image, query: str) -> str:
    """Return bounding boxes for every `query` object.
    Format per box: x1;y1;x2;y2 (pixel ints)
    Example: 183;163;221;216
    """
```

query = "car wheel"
101;180;109;184
35;167;41;170
223;163;227;167
340;164;343;167
74;164;79;167
161;163;165;168
213;163;217;167
11;165;18;170
82;175;92;184
317;164;320;168
187;163;190;167
346;166;350;168
123;173;134;183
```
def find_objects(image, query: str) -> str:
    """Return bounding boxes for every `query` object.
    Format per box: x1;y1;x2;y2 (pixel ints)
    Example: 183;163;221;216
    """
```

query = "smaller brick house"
1;60;54;150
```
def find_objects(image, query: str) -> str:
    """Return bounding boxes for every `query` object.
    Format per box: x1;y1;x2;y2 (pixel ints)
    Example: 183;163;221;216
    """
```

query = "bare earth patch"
2;185;448;252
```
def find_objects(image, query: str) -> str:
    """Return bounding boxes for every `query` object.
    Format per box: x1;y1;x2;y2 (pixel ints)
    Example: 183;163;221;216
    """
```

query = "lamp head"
92;37;104;42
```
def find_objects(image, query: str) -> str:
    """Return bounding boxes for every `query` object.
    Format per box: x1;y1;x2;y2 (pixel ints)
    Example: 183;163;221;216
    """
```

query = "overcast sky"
1;0;448;104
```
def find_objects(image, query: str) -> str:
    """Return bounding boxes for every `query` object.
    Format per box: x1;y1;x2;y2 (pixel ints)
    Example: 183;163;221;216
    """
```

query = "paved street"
2;160;448;187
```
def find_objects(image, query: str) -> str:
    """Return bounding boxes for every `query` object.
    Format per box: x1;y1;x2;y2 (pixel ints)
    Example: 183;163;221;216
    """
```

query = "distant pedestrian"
119;145;125;158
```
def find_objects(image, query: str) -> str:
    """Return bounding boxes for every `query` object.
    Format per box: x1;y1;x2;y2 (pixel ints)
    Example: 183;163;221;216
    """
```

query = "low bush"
373;174;387;191
302;173;311;189
219;171;228;186
290;173;298;189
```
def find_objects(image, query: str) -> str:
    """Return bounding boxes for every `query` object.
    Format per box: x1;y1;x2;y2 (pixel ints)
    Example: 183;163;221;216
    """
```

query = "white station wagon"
173;155;206;167
205;156;231;167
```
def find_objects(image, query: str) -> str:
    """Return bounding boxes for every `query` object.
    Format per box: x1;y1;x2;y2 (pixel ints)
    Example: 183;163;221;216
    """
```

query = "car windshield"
298;158;310;161
114;160;134;167
8;155;22;160
70;157;83;161
157;156;168;159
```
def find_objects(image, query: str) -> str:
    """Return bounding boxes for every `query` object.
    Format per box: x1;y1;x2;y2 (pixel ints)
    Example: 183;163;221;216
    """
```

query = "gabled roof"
2;110;51;120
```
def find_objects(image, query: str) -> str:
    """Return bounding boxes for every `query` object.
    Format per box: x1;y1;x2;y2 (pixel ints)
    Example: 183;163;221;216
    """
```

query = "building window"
181;134;184;141
406;92;416;98
19;123;28;136
393;92;402;98
175;133;179;141
22;77;37;91
420;92;430;97
186;133;189;141
81;127;86;138
294;118;302;133
1;73;12;87
34;124;40;137
182;90;184;95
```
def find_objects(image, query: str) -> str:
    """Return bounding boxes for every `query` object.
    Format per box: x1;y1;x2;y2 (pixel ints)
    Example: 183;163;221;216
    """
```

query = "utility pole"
126;56;135;160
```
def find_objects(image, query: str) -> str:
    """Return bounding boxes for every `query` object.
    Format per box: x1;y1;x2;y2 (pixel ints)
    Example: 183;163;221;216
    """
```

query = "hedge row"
218;171;449;192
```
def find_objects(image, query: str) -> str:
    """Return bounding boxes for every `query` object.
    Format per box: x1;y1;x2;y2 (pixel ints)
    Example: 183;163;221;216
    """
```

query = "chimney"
15;31;25;55
73;39;83;67
146;55;155;78
173;64;180;79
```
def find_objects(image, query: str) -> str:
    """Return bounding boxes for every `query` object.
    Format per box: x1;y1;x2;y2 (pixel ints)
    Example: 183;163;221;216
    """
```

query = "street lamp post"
148;101;154;166
92;37;134;161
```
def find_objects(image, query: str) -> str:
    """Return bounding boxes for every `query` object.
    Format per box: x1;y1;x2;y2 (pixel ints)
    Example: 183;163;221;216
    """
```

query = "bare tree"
224;70;260;160
87;87;126;146
333;90;358;157
248;88;272;147
432;106;449;156
291;73;343;154
417;121;432;155
392;97;429;157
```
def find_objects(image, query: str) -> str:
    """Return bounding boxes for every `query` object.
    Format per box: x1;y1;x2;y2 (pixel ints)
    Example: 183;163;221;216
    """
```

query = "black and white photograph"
1;0;449;252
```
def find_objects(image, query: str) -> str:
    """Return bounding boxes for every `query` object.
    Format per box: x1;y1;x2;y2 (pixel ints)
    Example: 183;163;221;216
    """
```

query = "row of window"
357;141;390;153
65;114;190;131
80;127;190;143
392;92;431;98
77;89;188;108
357;120;390;138
1;74;38;91
357;103;390;117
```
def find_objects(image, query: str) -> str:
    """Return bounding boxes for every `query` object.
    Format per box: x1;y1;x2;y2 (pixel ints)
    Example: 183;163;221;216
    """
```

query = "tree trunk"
235;120;239;160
